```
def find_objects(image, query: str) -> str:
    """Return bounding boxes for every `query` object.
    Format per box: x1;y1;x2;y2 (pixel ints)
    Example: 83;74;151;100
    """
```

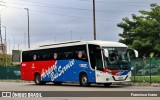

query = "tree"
0;53;12;67
117;3;160;57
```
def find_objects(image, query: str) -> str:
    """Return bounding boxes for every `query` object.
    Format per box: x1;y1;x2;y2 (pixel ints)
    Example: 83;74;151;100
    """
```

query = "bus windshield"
103;47;131;70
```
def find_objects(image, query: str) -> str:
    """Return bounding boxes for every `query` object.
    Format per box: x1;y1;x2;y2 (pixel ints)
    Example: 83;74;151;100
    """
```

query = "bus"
21;40;138;86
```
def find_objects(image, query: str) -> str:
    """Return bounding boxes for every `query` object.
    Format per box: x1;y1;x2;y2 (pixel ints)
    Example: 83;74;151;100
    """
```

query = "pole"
24;8;30;49
24;33;27;49
2;26;7;67
18;44;19;50
2;26;6;52
71;31;72;41
93;0;96;40
54;37;56;43
8;39;10;53
150;58;152;84
13;38;15;50
0;7;2;43
134;66;136;82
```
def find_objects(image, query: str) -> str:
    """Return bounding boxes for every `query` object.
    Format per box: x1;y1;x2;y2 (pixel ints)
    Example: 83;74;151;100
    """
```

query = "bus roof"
24;40;127;51
87;40;127;48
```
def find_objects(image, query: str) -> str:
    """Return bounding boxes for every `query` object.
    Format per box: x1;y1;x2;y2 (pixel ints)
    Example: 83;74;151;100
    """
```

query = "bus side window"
43;54;50;60
69;52;73;59
75;50;87;61
58;52;63;60
22;51;29;62
63;52;73;59
42;50;50;60
82;51;87;60
33;54;37;61
53;53;57;60
78;51;83;59
42;55;46;60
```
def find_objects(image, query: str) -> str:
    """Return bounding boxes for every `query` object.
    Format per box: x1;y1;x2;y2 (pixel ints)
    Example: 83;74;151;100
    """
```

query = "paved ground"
0;82;159;100
0;82;159;91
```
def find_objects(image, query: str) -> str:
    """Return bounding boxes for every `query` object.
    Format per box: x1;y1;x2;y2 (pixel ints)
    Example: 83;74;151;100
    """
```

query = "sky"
0;0;160;53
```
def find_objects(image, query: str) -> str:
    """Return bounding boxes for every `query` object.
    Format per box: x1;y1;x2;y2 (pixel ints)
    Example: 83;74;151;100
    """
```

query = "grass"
131;75;160;83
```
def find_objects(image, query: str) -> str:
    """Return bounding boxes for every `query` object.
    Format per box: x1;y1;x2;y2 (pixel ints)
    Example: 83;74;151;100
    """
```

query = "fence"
131;57;160;83
0;58;160;83
0;65;20;79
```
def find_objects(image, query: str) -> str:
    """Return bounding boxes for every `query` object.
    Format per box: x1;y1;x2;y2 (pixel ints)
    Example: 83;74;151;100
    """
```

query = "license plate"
118;77;124;80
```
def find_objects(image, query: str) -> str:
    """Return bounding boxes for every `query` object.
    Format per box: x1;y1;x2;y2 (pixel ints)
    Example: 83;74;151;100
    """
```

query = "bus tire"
34;73;46;85
80;74;90;87
104;83;112;87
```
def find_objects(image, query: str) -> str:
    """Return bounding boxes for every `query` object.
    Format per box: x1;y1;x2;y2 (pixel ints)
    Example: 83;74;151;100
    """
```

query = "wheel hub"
82;77;87;84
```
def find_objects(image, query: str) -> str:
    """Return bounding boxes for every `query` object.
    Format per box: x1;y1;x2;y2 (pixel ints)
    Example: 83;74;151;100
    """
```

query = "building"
0;43;7;53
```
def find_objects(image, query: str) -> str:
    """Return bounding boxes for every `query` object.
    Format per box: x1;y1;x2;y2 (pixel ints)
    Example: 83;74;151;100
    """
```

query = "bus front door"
95;67;104;83
95;51;104;83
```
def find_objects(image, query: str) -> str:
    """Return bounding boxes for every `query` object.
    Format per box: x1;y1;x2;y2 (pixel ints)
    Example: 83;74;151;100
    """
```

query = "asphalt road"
0;82;159;100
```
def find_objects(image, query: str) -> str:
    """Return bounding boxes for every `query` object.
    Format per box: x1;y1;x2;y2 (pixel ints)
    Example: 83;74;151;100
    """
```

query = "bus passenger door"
95;67;104;83
95;50;104;83
88;45;104;83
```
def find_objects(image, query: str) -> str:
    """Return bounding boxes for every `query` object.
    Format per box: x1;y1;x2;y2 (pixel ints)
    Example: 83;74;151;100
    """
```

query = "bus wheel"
104;83;112;87
80;74;90;87
34;73;46;85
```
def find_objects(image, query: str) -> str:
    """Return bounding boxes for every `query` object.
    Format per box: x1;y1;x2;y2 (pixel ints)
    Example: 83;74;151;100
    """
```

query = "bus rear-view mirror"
104;49;109;58
127;49;138;59
133;49;138;58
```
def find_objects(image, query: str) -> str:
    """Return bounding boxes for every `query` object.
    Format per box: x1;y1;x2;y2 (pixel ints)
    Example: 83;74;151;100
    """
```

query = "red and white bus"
21;40;138;86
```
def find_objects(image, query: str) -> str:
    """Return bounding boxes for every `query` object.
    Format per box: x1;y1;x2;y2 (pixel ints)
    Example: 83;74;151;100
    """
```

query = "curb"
0;80;33;83
113;82;160;87
132;83;160;87
151;84;160;87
